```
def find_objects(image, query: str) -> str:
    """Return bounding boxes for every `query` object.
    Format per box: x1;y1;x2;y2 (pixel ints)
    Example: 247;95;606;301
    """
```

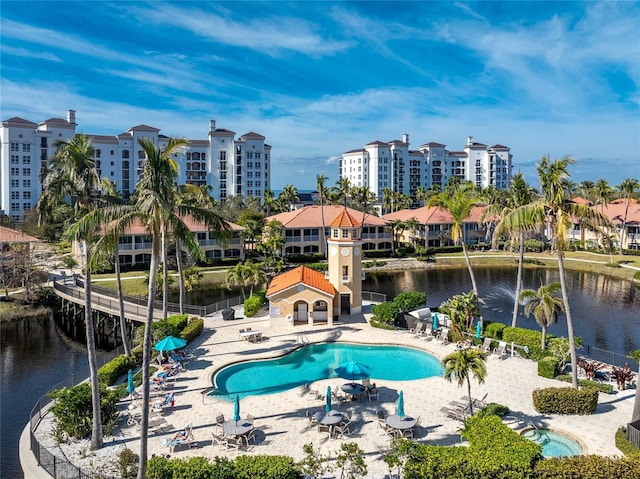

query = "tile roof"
420;142;446;148
266;265;336;297
106;217;242;235
239;132;265;140
383;205;488;224
599;198;640;225
490;144;509;150
329;208;361;228
129;124;161;132
2;117;37;126
343;148;367;154
266;205;386;228
0;226;40;243
365;140;389;147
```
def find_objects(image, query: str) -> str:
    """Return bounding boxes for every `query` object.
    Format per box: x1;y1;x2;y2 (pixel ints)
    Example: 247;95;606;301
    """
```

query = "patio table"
385;414;417;430
341;383;366;400
222;419;253;436
313;410;344;426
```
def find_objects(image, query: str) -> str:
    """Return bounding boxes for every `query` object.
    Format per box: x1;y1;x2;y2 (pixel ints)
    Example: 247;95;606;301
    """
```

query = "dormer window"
342;229;349;239
332;229;339;239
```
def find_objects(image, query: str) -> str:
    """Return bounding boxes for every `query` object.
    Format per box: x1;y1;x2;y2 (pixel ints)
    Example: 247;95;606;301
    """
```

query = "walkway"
31;305;635;478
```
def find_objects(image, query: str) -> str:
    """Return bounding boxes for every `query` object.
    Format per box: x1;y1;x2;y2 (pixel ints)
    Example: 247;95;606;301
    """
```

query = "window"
23;202;32;211
10;142;19;151
11;192;19;200
11;168;19;176
11;203;20;211
247;162;253;169
11;155;19;165
11;179;19;188
332;229;339;238
122;150;130;159
23;156;31;164
23;168;31;176
247;152;253;159
23;180;31;188
342;229;349;238
23;191;31;199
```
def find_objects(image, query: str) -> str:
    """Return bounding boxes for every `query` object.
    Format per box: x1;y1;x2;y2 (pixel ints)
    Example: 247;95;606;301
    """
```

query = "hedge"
537;356;559;379
616;426;640;456
180;317;204;343
485;321;506;340
501;326;559;361
233;455;298;479
244;290;267;317
532;387;599;414
97;354;136;386
555;375;614;394
533;455;640;479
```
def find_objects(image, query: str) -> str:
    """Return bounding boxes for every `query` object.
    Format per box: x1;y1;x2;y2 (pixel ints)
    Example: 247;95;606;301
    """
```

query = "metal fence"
362;290;387;303
579;344;639;371
628;420;640;449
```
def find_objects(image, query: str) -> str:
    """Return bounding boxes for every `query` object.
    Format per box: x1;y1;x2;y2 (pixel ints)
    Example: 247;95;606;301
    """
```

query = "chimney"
402;133;409;144
467;136;473;146
67;109;76;124
210;120;216;132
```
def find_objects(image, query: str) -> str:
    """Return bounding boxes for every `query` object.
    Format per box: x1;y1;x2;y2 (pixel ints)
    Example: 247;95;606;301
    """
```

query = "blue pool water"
211;342;442;400
522;429;583;458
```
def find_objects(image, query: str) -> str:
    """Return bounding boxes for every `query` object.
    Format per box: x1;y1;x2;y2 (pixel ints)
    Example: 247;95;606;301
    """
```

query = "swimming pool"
521;428;583;458
211;342;442;400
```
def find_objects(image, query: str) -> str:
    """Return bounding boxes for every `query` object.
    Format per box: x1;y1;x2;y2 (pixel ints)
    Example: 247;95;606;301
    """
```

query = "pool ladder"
528;422;550;445
297;334;311;345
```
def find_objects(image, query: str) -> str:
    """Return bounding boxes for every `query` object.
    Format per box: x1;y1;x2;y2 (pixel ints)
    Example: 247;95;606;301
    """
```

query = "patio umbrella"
476;320;482;339
335;361;371;382
126;369;135;402
154;335;187;352
233;394;241;422
325;386;332;412
432;313;439;330
397;390;405;417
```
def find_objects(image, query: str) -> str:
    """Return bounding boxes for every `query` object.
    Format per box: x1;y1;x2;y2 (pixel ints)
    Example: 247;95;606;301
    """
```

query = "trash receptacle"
221;308;235;321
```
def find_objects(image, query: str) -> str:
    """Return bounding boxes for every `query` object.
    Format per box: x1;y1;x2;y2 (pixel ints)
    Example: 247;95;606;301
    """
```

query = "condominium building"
0;111;270;221
340;134;512;204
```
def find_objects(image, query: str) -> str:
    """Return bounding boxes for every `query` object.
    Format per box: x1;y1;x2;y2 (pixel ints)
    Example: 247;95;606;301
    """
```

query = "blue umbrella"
325;386;332;412
154;336;187;352
335;361;371;381
476;320;482;339
233;394;241;422
127;369;135;397
432;313;439;330
397;390;405;417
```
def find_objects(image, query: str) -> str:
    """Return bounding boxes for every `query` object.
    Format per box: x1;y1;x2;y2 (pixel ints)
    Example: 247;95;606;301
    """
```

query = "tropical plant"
519;282;565;350
316;174;329;258
428;182;484;324
576;357;607;380
386;219;407;253
259;220;286;261
335;442;368;479
439;291;480;335
298;442;333;479
226;261;266;300
610;364;635;391
183;266;202;293
617;178;639;253
37;133;105;450
278;184;299;211
442;348;487;415
496;155;611;388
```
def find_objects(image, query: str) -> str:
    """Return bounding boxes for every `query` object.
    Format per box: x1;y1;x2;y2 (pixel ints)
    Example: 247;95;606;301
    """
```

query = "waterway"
1;265;638;477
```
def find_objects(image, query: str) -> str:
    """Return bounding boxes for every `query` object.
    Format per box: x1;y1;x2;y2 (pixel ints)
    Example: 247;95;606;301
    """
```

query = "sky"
1;1;639;191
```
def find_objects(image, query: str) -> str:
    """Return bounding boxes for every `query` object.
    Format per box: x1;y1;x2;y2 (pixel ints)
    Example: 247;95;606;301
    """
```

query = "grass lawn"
0;300;51;322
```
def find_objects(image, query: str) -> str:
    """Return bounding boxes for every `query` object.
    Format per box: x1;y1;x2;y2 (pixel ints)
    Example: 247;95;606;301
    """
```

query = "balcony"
342;275;350;283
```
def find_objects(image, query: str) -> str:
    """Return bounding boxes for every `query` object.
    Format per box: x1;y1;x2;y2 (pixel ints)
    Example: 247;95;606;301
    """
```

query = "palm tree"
428;182;483;322
226;261;266;300
278;184;299;211
404;217;421;248
490;173;534;327
386;219;406;252
37;133;105;450
332;177;352;207
442;349;487;415
519;282;565;350
629;350;640;422
578;180;595;203
316;174;329;258
617;178;639;253
263;188;276;216
496;155;611;388
382;187;393;214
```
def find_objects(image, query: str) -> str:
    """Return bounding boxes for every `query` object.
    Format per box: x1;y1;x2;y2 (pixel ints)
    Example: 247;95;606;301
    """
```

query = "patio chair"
368;387;380;402
211;432;226;451
214;414;225;434
333;418;352;439
306;409;319;430
376;409;390;436
163;424;195;451
332;385;349;405
494;341;508;359
438;327;450;344
420;327;435;341
413;322;426;338
362;378;371;389
439;406;467;422
480;337;492;353
245;414;255;425
222;435;244;452
242;426;257;446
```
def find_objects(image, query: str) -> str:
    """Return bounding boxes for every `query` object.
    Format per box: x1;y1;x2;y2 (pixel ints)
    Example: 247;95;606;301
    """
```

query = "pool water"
521;429;583;458
211;342;442;400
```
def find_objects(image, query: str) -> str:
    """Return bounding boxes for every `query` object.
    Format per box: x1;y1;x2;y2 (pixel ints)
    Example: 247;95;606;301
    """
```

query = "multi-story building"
0;111;270;220
340;134;512;205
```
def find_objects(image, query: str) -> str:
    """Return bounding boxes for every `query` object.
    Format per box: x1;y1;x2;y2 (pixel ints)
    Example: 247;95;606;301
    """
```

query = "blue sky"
2;1;638;191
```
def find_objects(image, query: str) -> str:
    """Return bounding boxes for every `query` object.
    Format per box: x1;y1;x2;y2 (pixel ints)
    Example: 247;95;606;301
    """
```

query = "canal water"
1;266;638;477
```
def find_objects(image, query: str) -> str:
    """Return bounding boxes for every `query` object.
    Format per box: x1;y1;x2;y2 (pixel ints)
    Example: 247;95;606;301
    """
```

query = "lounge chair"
163;424;195;451
439;406;467;422
494;341;508;359
480;337;492;353
413;322;426;338
306;409;319;430
438;327;450;344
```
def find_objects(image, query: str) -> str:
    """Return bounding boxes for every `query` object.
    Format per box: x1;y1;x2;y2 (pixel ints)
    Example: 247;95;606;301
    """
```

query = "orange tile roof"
266;205;386;228
266;265;336;297
382;205;488;224
105;217;242;235
599;198;640;225
329;209;362;228
0;226;40;243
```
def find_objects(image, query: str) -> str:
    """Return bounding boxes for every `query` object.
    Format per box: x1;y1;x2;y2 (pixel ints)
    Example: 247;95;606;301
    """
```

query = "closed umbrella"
335;361;371;382
154;335;187;351
233;394;241;422
397;390;405;417
432;313;439;331
476;320;482;339
126;369;135;403
325;386;332;412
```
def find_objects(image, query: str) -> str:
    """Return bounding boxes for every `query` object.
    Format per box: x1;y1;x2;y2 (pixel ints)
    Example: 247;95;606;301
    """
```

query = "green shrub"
118;448;137;479
502;326;556;361
304;262;328;272
180;317;204;343
484;321;506;340
131;345;144;365
634;271;640;281
555;375;615;394
524;239;544;252
393;291;428;312
616;426;640;456
538;356;559;379
233;454;298;479
532;387;598;414
533;454;640;479
475;403;510;418
167;313;188;331
371;301;400;324
97;354;136;386
244;290;266;317
146;455;174;479
49;383;120;439
369;318;397;330
285;253;325;263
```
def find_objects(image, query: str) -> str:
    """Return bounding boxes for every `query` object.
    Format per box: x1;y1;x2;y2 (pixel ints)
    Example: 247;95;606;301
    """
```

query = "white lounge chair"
494;341;508;358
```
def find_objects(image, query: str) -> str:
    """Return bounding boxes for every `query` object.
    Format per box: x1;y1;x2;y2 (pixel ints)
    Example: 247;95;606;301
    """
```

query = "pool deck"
34;304;636;478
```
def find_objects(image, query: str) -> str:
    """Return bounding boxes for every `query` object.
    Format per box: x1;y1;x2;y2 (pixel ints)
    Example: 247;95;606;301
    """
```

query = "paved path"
36;306;636;478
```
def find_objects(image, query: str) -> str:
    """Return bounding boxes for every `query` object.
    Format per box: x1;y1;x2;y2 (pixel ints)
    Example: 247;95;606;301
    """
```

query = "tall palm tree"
382;187;393;214
519;282;565;350
37;133;105;450
617;178;639;253
332;177;352;207
263;188;275;216
489;173;534;327
428;182;483;321
316;174;329;258
442;349;487;415
278;184;299;211
578;180;595;203
386;219;406;252
225;260;266;300
496;155;610;388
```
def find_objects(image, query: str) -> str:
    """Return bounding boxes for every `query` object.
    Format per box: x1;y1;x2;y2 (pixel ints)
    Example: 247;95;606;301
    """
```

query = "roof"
2;117;37;127
343;148;367;155
490;144;509;150
0;226;40;243
129;124;161;132
599;198;640;226
266;265;335;297
109;217;243;235
266;205;386;228
329;208;362;228
365;141;389;147
239;132;265;140
420;142;446;148
383;205;488;224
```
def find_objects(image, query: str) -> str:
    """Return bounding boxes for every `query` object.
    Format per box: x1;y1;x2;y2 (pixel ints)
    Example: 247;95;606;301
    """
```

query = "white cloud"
1;45;61;62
